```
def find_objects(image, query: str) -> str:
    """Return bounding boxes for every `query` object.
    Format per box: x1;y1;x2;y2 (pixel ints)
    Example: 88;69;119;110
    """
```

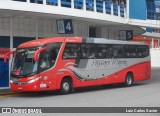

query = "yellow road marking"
0;93;20;98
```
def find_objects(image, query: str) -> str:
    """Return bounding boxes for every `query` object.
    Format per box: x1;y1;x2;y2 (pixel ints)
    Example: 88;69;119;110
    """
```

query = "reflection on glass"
11;47;38;77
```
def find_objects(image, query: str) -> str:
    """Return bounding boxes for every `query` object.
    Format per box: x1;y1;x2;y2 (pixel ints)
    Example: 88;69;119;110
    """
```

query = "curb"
0;89;17;95
0;92;18;95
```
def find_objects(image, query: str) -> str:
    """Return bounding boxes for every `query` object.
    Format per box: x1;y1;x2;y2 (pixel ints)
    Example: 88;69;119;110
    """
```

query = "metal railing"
12;0;126;18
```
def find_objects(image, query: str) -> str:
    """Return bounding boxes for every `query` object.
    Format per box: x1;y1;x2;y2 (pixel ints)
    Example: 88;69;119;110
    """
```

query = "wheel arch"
61;76;73;84
126;71;134;82
59;75;73;88
59;76;74;94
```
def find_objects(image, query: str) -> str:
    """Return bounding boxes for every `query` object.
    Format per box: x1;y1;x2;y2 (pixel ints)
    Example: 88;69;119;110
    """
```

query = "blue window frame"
13;36;35;48
0;36;10;48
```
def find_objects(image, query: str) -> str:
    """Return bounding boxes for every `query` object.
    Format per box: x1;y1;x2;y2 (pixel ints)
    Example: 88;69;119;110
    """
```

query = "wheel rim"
127;76;132;85
62;82;70;92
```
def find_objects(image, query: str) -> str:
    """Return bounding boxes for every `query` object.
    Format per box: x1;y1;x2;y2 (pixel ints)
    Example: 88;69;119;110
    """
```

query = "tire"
125;73;133;87
60;78;72;95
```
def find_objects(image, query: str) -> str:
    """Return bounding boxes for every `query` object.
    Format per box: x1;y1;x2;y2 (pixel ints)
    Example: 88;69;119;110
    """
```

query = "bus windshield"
11;42;62;77
11;47;39;77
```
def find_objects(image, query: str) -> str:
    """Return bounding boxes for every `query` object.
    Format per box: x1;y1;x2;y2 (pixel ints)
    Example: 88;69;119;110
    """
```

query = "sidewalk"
0;88;15;95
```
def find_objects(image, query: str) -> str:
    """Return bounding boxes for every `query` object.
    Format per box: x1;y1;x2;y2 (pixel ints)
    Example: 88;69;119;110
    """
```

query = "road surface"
0;68;160;115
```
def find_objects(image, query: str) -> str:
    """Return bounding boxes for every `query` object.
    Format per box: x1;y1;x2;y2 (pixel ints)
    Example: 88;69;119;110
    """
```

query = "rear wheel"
125;73;133;87
60;78;72;95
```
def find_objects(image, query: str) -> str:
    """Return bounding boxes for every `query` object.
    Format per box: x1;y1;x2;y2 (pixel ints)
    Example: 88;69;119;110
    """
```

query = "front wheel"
125;73;133;87
60;78;72;95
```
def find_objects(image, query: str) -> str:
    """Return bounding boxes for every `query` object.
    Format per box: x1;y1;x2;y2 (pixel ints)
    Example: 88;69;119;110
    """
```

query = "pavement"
0;88;14;95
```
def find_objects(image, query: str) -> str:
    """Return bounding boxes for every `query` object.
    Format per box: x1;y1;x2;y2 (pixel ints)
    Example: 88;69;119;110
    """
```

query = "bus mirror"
4;51;16;63
34;47;47;62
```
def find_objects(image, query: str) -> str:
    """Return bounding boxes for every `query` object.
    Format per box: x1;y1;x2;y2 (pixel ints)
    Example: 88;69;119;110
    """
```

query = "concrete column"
126;0;129;19
108;29;110;39
43;0;46;5
94;0;96;12
9;17;13;87
151;38;154;48
124;7;126;18
83;0;86;10
58;0;61;7
27;0;30;3
103;1;105;14
35;18;38;40
118;5;120;16
111;4;113;15
71;0;74;8
10;18;13;49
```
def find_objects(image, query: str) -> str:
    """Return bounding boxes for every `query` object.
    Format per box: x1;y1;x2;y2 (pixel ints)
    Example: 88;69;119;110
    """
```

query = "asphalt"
0;88;13;95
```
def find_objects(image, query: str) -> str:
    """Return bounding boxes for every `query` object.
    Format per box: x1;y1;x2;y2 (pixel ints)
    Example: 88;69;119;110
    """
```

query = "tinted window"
80;44;96;59
124;45;137;58
63;43;149;59
63;43;80;59
125;45;149;58
137;45;149;57
112;45;124;58
38;43;62;72
96;44;112;59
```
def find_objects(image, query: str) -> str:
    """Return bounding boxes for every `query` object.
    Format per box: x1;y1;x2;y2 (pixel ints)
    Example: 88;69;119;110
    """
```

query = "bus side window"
125;45;137;58
38;43;62;72
96;44;109;59
112;45;124;58
80;44;96;59
137;45;149;58
80;44;86;59
63;43;80;59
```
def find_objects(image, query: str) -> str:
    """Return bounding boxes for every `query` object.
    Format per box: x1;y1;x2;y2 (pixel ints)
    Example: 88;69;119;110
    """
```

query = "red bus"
5;37;151;94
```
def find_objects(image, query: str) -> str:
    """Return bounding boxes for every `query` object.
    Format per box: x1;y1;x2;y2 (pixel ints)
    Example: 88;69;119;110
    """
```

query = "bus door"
38;43;61;89
38;52;52;89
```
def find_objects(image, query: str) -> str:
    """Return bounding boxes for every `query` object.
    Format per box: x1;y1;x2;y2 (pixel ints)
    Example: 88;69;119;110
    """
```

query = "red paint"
4;50;15;63
133;36;159;48
34;47;47;61
10;37;151;92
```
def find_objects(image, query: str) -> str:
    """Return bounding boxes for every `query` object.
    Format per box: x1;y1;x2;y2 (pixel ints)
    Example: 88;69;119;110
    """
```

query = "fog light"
34;85;37;88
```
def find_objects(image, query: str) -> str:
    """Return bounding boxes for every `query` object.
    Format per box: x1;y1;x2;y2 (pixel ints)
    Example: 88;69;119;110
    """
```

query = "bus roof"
18;37;147;48
83;38;147;45
17;37;82;48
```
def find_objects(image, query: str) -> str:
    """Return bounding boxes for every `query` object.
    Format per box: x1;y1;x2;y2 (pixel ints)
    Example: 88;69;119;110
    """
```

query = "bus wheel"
125;73;133;87
60;78;72;95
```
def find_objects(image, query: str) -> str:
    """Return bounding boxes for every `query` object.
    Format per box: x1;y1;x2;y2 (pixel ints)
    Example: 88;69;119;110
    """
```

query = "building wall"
0;17;91;48
129;0;147;20
150;48;160;67
73;22;89;37
0;16;120;49
133;36;159;48
13;17;36;37
0;17;10;36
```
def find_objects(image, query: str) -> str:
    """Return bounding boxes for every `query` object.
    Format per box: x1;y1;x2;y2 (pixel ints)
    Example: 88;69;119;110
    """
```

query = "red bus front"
10;41;64;92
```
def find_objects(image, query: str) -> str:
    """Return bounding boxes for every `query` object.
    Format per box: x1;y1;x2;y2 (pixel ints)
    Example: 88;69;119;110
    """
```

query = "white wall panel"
0;17;10;36
12;17;36;37
0;17;90;38
72;22;89;37
151;49;160;67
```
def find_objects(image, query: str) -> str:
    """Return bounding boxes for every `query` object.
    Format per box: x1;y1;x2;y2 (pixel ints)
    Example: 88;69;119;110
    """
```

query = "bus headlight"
10;80;13;83
27;76;41;84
